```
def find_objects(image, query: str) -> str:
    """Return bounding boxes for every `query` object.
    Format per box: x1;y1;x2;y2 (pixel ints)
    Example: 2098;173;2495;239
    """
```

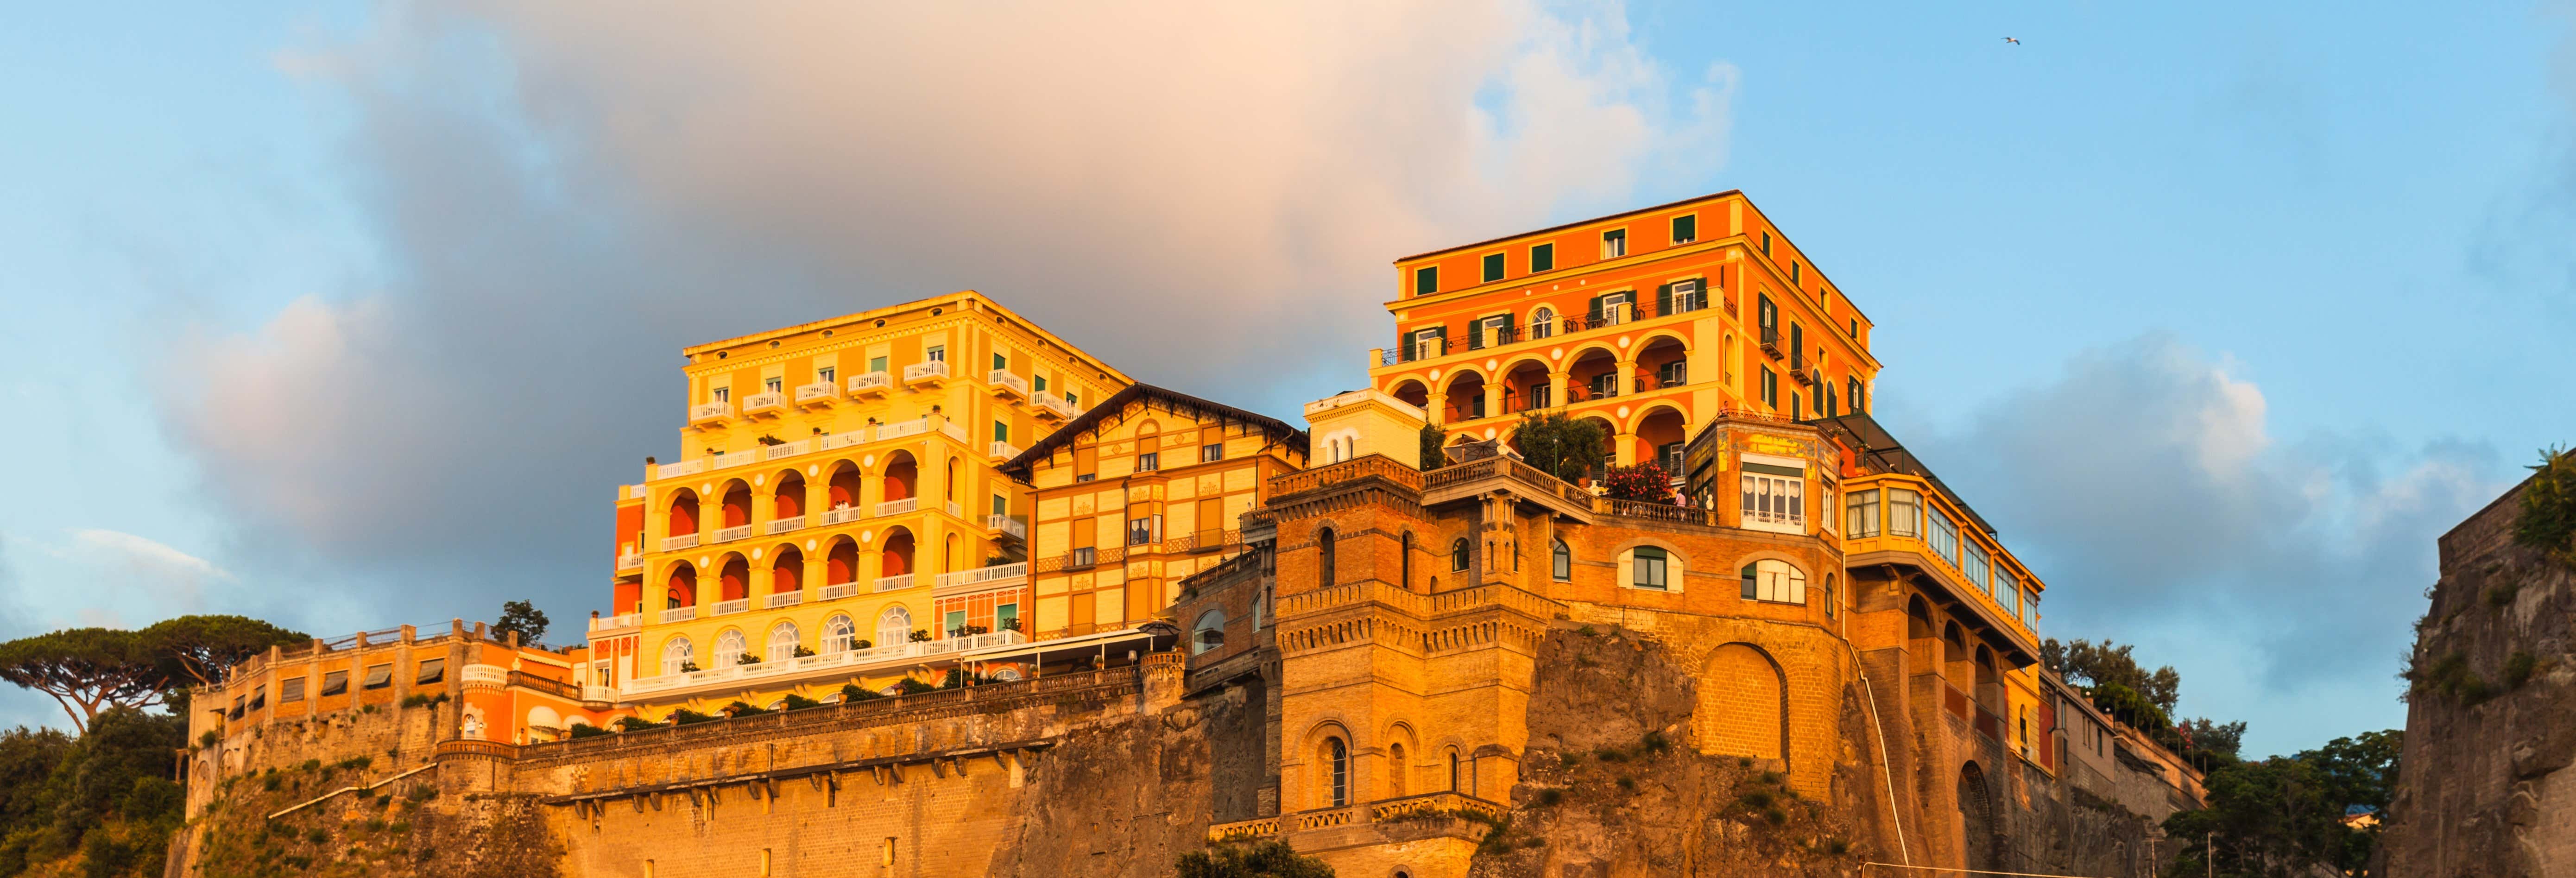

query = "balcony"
618;630;1029;698
989;440;1023;462
652;458;707;480
794;381;840;408
713;598;750;616
660;606;697;624
1034;392;1077;422
987;369;1029;400
877;419;930;441
766;591;803;609
662;533;701;551
940;421;969;444
588;612;643;632
987;514;1027;541
766;517;807;535
1380;295;1717;370
1759;326;1782;358
626;484;649;500
710;452;756;471
847;371;893;398
762;438;810;461
617;553;643;571
875;574;915;592
713;524;754;544
819;582;860;601
903;360;949;387
1790;352;1818;386
742;392;786;417
690;401;732;424
460;664;509;688
877;497;919;517
946;500;964;517
820;505;865;525
819;430;868;452
935;562;1028;591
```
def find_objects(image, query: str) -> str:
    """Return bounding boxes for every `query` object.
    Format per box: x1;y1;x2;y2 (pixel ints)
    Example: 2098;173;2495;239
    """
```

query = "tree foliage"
1417;423;1447;470
2160;730;2400;878
1510;412;1608;483
1602;461;1674;503
137;615;305;689
493;600;551;645
1176;840;1335;878
2516;446;2576;565
0;631;161;733
0;707;184;877
2042;637;2181;713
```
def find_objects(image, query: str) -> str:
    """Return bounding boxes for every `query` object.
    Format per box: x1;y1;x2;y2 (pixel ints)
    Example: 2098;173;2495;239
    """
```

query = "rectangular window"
869;355;889;373
1631;547;1669;590
944;610;967;636
1760;231;1772;255
1414;266;1438;297
1887;489;1922;537
1590;373;1620;399
1850;318;1859;338
1791;262;1801;285
1760;367;1777;406
712;386;730;403
1126;515;1162;546
994;421;1009;443
415;658;445;685
1964;543;1992;594
1657;360;1687;387
991;494;1007;516
1821;486;1837;534
250;685;265;712
321;670;349;697
997;602;1019;631
992;352;1007;370
926;345;945;362
1033;375;1048;393
1601;229;1627;258
1657;442;1685;475
280;676;307;702
818;366;835;384
1845;489;1880;537
1927;505;1959;566
1552;543;1571;581
1201;443;1224;463
1482;253;1505;282
764;377;782;393
1526;384;1551;410
1137;451;1159;472
362;663;392;690
1740;561;1808;603
1739;468;1805;531
1064;391;1078;407
1671;214;1696;244
1530;243;1554;272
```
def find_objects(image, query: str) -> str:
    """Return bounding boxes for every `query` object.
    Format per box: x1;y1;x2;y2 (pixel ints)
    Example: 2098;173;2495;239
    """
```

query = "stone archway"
1957;760;2000;871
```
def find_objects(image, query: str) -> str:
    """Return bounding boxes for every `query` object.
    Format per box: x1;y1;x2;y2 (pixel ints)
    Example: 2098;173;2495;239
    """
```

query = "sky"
0;0;2569;758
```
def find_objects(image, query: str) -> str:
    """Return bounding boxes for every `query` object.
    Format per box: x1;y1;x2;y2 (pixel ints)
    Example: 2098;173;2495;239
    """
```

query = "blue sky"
0;1;2567;758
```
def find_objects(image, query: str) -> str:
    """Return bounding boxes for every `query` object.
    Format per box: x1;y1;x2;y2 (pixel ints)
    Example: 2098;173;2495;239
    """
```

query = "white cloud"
0;529;234;630
152;0;1740;625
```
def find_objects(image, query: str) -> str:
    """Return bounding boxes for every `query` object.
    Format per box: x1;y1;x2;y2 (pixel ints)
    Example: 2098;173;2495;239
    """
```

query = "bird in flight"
2002;37;2021;45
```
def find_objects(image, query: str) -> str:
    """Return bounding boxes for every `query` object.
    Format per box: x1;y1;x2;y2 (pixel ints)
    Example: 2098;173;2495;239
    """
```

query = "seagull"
2002;37;2021;45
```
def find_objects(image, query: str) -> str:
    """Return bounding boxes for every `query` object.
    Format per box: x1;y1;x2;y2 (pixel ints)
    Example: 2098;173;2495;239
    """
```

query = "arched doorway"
770;546;803;599
1698;643;1787;762
1958;761;1999;871
824;537;859;586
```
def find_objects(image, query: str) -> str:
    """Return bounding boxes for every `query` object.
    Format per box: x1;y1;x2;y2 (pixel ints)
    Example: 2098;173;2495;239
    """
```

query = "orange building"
1371;190;1878;473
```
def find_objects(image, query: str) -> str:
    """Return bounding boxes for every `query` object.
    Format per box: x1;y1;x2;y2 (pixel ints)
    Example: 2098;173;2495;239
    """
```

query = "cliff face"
2383;482;2576;878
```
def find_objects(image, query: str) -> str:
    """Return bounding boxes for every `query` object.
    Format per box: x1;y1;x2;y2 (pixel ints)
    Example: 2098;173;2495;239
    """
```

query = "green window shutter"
1482;253;1505;282
1500;312;1515;341
1656;283;1673;316
1673;215;1695;242
992;352;1006;370
1531;243;1554;272
995;422;1009;443
1741;565;1759;599
1415;266;1438;297
1588;295;1604;322
1467;319;1485;350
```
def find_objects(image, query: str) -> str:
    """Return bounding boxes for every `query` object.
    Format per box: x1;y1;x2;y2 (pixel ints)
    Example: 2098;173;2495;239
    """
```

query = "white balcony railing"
767;517;807;535
763;439;810;460
821;505;865;525
877;419;929;441
581;685;619;703
663;534;701;551
661;606;697;624
690;401;733;422
903;360;950;385
819;582;860;601
946;500;964;518
848;371;892;396
713;524;754;543
794;382;838;405
988;369;1029;398
940;421;969;443
877;497;919;517
935;562;1028;590
618;630;1029;697
713;598;750;616
589;613;643;632
875;574;915;592
626;484;649;499
461;664;508;687
712;452;754;471
617;553;644;571
653;458;707;480
987;514;1027;540
989;440;1023;461
742;391;785;415
766;591;803;609
820;430;866;451
1035;392;1077;420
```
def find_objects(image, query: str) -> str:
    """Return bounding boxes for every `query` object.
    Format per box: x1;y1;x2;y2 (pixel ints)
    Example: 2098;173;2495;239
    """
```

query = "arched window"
714;629;748;666
1400;532;1413;589
1551;539;1572;581
991;667;1023;682
1739;559;1809;604
1531;307;1555;339
1450;538;1471;572
1324;738;1350;808
766;621;801;663
1388;742;1407;797
822;614;858;653
1631;546;1670;590
1192;610;1227;655
1317;528;1336;587
1448;749;1462;792
660;637;695;676
877;606;914;647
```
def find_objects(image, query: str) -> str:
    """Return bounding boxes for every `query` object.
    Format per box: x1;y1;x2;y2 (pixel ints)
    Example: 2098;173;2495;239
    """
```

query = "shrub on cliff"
1176;840;1334;878
2516;446;2576;565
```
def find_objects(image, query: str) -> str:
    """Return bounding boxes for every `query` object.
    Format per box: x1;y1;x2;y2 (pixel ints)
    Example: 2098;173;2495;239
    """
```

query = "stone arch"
1697;642;1788;763
1631;327;1693;354
1957;760;2001;871
1381;720;1421;799
1625;400;1689;435
1387;378;1430;411
1907;594;1934;639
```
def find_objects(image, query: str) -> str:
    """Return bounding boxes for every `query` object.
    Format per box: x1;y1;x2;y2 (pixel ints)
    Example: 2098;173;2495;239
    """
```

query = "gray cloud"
152;2;1737;626
1887;334;2504;748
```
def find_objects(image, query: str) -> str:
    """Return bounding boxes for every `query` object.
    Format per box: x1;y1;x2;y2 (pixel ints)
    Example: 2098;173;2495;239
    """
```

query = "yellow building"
998;383;1311;638
585;292;1134;716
